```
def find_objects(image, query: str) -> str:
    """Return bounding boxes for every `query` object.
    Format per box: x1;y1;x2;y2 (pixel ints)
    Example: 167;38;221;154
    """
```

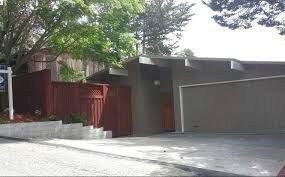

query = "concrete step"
57;123;85;136
88;130;112;139
57;126;112;140
57;124;93;139
59;123;83;130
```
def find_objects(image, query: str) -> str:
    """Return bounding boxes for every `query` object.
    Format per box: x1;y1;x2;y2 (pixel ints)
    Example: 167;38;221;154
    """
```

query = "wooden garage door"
181;77;285;133
161;92;175;131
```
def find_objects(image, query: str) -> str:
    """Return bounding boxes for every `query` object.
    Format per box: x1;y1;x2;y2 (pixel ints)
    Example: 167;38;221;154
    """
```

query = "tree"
178;48;194;59
133;0;194;55
205;0;285;35
59;61;85;82
0;0;143;72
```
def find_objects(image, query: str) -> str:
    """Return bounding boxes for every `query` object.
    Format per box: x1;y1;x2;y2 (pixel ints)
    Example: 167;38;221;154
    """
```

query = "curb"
0;135;30;142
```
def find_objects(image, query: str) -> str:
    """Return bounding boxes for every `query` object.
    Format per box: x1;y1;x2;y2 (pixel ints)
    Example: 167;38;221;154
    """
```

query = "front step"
58;126;112;139
0;121;112;140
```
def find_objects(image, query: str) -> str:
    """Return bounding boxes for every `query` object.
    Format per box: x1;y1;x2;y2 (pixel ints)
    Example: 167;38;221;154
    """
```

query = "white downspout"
7;67;13;120
179;86;184;133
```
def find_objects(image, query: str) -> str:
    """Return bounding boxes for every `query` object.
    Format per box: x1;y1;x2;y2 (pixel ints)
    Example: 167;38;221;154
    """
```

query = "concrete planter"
0;121;112;139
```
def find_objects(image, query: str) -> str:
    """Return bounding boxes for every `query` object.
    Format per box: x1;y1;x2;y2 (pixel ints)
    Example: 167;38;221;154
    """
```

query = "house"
27;48;105;81
0;49;105;111
87;55;285;136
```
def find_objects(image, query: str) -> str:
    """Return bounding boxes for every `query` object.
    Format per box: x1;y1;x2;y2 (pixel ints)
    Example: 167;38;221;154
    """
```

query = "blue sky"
178;0;285;61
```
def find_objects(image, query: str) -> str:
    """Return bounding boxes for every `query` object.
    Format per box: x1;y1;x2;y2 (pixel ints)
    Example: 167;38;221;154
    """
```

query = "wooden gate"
79;84;104;128
161;92;175;131
103;86;132;137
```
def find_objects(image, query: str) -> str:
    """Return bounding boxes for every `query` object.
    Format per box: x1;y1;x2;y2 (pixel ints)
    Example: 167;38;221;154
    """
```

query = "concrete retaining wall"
0;121;112;139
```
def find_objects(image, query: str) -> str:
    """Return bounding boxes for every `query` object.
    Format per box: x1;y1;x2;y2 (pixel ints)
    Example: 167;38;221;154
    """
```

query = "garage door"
180;76;285;133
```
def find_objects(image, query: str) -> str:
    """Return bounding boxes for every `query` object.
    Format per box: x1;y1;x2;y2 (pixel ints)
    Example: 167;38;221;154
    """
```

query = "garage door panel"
182;77;285;133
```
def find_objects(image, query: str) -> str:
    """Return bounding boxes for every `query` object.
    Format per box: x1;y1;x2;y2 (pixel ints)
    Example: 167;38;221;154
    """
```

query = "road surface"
0;138;195;176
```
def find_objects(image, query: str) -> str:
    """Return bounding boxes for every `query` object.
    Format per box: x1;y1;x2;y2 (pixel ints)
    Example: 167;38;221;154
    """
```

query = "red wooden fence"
13;69;132;137
13;70;52;117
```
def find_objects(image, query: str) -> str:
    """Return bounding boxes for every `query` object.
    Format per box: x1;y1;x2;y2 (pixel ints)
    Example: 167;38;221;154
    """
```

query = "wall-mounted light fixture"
154;80;160;86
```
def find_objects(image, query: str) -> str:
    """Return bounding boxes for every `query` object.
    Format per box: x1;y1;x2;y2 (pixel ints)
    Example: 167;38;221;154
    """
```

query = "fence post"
102;85;108;128
102;85;108;103
116;87;120;135
75;82;80;114
45;70;52;117
7;67;13;120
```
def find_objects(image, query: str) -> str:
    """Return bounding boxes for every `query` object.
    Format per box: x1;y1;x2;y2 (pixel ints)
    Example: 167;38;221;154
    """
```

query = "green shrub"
70;114;87;125
47;115;60;121
0;118;7;124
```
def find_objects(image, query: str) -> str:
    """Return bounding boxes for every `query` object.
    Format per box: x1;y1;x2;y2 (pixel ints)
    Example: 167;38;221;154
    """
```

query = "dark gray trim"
109;68;128;76
87;68;128;80
185;59;202;70
231;60;245;72
126;55;285;66
86;68;109;80
180;74;285;88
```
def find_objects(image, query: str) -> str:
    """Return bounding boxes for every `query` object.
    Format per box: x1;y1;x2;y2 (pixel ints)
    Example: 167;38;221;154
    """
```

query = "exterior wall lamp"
154;80;160;86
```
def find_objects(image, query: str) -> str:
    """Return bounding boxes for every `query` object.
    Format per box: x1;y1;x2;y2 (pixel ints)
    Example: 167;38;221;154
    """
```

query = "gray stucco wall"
160;68;173;93
172;62;285;132
126;63;164;135
128;64;173;135
136;65;163;135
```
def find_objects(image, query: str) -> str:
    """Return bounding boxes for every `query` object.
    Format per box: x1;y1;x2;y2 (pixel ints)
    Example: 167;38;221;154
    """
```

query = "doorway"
160;92;175;131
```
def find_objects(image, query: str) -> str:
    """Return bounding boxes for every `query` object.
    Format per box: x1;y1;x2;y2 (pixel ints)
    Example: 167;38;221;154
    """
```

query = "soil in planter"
0;112;37;124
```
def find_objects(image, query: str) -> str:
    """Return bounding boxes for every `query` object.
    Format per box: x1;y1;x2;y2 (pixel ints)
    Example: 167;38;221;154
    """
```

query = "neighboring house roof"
86;67;128;80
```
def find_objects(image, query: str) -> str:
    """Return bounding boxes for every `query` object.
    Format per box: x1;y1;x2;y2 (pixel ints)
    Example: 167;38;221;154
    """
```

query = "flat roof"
126;55;285;65
86;68;128;80
89;55;285;80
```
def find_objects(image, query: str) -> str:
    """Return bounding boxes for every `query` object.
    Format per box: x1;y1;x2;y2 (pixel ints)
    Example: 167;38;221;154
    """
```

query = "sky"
178;0;285;61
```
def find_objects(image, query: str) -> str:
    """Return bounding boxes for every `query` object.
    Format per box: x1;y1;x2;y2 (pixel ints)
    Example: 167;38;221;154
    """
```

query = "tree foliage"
133;0;194;55
205;0;285;35
178;48;194;59
0;0;143;72
59;61;85;82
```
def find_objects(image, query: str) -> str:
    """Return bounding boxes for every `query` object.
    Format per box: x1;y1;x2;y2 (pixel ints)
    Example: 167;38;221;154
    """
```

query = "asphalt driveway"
43;133;285;176
0;137;196;176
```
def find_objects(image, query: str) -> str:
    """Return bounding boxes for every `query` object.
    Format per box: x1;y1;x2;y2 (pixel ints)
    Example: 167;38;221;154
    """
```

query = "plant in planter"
0;112;37;124
0;118;7;124
47;115;60;121
70;114;87;126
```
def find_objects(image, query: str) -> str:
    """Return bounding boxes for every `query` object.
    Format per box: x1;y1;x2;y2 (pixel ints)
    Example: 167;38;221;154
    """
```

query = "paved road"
0;138;195;176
